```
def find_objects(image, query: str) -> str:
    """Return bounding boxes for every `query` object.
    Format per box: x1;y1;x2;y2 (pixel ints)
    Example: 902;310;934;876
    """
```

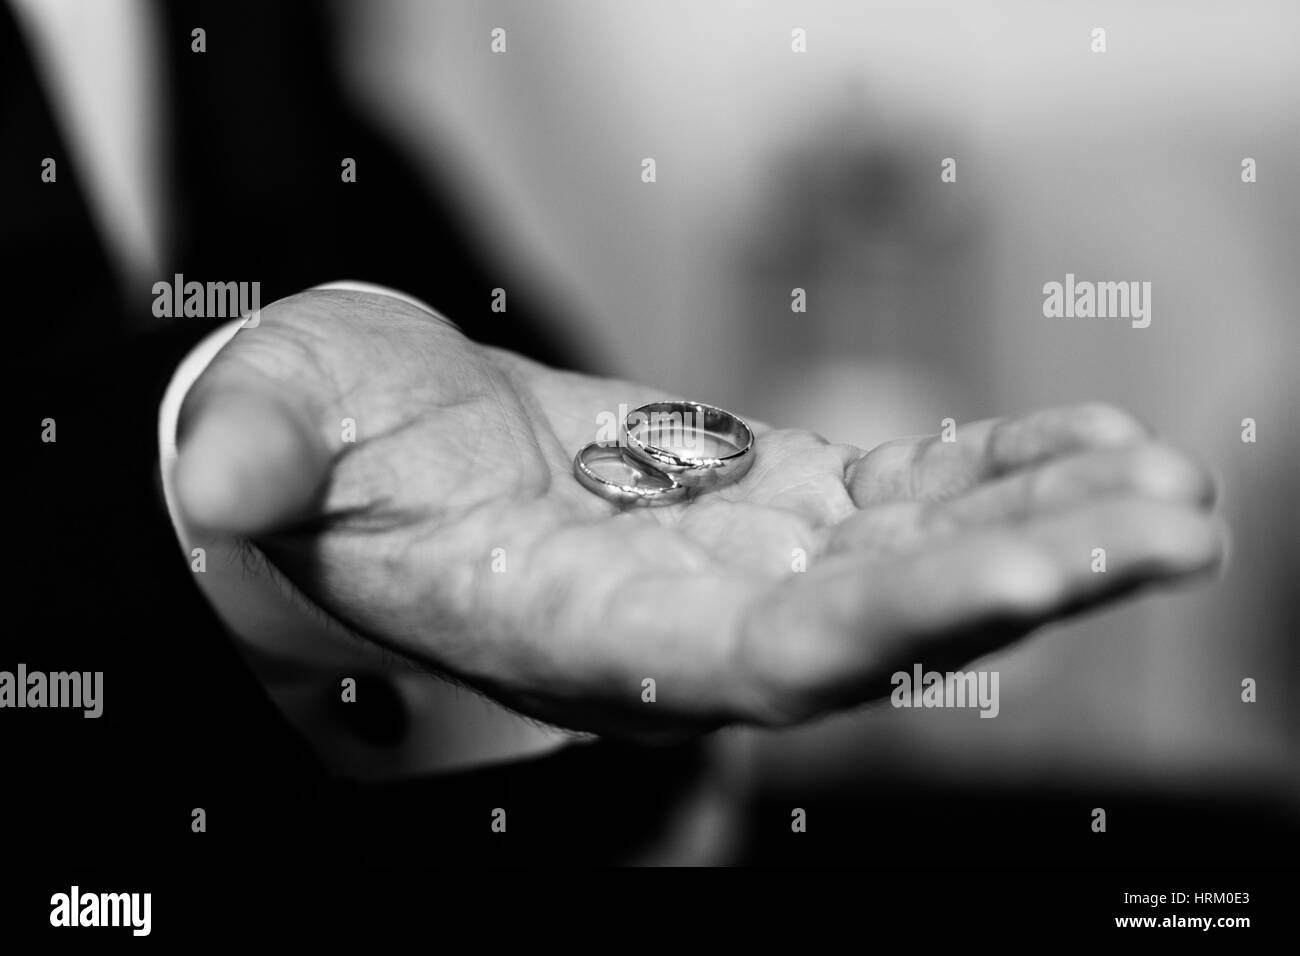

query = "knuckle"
1122;444;1216;506
1072;402;1152;445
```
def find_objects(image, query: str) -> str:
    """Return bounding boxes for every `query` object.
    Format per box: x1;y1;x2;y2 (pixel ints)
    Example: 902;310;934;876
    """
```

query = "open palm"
175;289;1224;738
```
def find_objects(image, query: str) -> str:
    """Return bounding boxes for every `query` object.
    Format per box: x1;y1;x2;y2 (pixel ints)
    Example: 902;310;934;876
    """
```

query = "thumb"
174;377;333;536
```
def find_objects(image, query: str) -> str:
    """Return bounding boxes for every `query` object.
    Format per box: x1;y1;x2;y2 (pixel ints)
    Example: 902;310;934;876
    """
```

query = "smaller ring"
573;440;688;507
624;401;755;488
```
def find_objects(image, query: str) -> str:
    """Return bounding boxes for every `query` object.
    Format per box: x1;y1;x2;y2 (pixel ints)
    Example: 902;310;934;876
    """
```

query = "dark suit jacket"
1;0;704;875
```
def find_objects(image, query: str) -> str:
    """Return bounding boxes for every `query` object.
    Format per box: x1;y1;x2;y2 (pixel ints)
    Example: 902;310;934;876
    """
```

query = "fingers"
174;351;333;535
732;497;1225;726
827;440;1216;556
845;402;1152;507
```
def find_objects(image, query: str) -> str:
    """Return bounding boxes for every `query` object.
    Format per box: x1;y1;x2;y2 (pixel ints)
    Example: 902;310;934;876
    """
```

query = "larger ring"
624;401;755;488
573;440;688;507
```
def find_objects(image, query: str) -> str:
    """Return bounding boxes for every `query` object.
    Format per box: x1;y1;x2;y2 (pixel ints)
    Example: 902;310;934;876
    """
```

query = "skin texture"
175;290;1226;739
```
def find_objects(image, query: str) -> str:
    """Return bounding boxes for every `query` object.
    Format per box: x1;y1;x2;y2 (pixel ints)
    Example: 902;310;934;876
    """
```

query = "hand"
175;289;1225;738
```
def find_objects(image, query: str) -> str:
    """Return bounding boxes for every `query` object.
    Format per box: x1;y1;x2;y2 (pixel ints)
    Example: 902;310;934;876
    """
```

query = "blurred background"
336;0;1300;859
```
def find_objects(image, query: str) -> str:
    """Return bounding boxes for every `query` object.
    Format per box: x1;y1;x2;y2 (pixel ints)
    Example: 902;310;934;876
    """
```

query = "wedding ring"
624;401;755;488
573;440;688;507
